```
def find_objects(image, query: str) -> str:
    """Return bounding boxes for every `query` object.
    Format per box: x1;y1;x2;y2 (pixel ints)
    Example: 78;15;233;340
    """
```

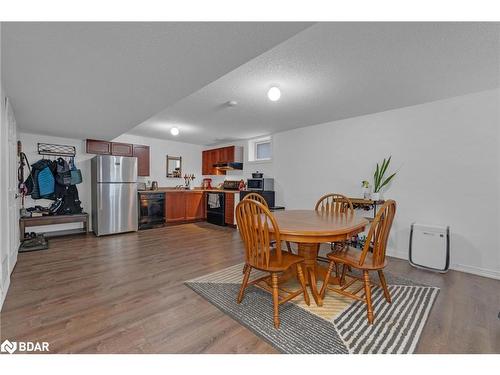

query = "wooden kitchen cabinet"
87;139;150;176
202;150;211;175
202;149;221;176
166;192;205;224
111;142;134;156
219;146;235;163
185;192;205;221
224;193;235;225
86;139;111;155
202;145;241;176
133;144;150;176
165;192;186;224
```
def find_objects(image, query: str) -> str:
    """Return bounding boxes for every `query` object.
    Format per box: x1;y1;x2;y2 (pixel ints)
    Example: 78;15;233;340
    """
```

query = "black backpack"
51;185;83;215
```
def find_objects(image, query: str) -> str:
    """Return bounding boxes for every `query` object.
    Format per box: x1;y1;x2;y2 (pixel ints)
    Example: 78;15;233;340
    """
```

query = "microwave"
246;178;274;191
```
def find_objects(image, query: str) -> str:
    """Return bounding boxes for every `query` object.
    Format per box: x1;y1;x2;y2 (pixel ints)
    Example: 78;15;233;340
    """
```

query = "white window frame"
248;136;272;162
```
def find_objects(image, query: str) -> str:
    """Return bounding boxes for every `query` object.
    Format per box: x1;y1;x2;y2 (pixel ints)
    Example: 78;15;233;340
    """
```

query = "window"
255;140;271;160
248;136;272;162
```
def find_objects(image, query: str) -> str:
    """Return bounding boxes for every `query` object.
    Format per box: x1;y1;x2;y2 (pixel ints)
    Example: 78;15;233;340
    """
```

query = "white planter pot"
371;192;380;201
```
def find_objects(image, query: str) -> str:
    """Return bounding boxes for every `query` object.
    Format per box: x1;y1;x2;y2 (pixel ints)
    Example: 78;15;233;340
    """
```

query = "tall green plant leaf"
374;163;380;191
377;172;397;192
373;156;396;192
379;156;391;182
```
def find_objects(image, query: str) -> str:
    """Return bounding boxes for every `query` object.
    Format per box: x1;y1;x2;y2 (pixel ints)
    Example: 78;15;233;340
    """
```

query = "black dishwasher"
206;192;225;226
138;192;165;229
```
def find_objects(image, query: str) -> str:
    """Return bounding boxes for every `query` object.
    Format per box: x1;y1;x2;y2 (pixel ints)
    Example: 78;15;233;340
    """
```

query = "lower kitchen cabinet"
185;192;205;221
165;192;205;224
165;192;186;224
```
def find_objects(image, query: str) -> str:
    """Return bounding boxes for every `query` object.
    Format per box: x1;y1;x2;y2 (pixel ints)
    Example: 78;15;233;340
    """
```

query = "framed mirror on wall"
166;155;182;178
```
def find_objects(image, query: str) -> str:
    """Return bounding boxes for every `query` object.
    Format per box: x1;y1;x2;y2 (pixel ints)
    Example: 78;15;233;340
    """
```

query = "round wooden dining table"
270;210;369;306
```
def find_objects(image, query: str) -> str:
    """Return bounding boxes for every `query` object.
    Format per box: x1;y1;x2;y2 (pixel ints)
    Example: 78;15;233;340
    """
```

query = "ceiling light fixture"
267;86;281;102
170;127;179;136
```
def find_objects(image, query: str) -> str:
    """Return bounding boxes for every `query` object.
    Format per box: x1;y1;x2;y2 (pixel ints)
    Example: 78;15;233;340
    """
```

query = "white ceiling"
1;22;312;139
129;22;500;145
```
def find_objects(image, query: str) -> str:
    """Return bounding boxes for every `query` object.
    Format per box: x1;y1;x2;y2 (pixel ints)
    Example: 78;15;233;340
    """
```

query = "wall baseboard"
450;263;500;280
386;247;500;280
386;248;408;260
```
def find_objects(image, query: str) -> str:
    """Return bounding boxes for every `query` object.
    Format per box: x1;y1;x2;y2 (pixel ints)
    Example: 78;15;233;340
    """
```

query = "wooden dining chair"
315;193;355;272
319;200;396;324
243;193;293;253
236;199;310;328
315;193;354;215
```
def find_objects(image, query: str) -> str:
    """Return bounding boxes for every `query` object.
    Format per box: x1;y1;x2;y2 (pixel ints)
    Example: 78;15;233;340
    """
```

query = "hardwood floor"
1;222;499;353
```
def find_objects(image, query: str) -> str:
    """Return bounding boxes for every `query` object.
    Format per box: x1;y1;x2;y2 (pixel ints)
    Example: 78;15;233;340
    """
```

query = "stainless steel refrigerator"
91;155;138;236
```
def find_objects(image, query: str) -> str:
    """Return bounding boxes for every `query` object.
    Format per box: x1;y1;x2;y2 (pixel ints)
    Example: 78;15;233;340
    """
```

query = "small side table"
349;198;386;219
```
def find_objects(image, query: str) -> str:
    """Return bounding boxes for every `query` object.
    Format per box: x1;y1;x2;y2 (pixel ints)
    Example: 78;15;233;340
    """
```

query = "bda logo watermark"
1;340;17;354
1;339;49;354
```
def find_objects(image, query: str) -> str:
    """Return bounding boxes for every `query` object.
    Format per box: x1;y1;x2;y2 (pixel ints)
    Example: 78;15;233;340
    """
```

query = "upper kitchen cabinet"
133;144;150;176
202;145;243;176
86;139;151;176
111;142;134;156
201;150;210;175
86;139;111;155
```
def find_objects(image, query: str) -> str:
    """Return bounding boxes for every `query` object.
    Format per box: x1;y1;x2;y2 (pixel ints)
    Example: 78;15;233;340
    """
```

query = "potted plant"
372;156;396;201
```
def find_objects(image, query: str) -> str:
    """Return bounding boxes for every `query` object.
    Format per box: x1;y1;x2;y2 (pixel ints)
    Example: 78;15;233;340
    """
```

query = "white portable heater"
409;223;450;272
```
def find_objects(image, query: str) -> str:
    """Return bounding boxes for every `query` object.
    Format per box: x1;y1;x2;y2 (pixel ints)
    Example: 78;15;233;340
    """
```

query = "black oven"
206;192;225;226
139;192;165;229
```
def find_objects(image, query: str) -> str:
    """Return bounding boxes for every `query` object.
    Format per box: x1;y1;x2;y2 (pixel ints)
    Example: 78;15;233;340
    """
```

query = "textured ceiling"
130;22;500;145
2;22;312;139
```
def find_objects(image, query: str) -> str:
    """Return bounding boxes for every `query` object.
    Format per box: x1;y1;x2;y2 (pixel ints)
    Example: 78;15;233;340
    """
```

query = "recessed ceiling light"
226;100;238;107
267;86;281;102
170;127;179;136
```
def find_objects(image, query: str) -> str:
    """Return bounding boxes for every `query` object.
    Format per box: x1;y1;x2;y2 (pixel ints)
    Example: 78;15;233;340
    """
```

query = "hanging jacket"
26;159;56;200
38;166;55;197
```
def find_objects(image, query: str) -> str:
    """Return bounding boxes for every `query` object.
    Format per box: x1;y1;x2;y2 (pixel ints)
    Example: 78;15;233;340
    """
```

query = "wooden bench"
19;213;89;241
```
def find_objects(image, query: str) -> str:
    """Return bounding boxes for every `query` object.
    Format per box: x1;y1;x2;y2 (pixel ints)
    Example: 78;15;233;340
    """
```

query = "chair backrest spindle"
315;193;354;215
242;192;269;208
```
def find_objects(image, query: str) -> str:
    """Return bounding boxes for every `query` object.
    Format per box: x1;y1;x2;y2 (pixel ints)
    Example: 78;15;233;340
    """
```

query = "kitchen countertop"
138;188;241;194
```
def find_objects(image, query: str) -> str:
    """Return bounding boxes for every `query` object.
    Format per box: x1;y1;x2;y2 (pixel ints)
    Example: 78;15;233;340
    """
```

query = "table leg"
297;242;341;307
297;243;323;306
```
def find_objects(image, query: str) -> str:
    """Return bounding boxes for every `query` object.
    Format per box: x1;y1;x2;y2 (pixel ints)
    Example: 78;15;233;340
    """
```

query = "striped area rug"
185;263;439;354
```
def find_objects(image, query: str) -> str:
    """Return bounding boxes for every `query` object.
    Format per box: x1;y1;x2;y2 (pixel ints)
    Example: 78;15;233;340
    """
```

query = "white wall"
271;89;500;278
0;20;7;307
1;22;21;309
112;133;203;187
